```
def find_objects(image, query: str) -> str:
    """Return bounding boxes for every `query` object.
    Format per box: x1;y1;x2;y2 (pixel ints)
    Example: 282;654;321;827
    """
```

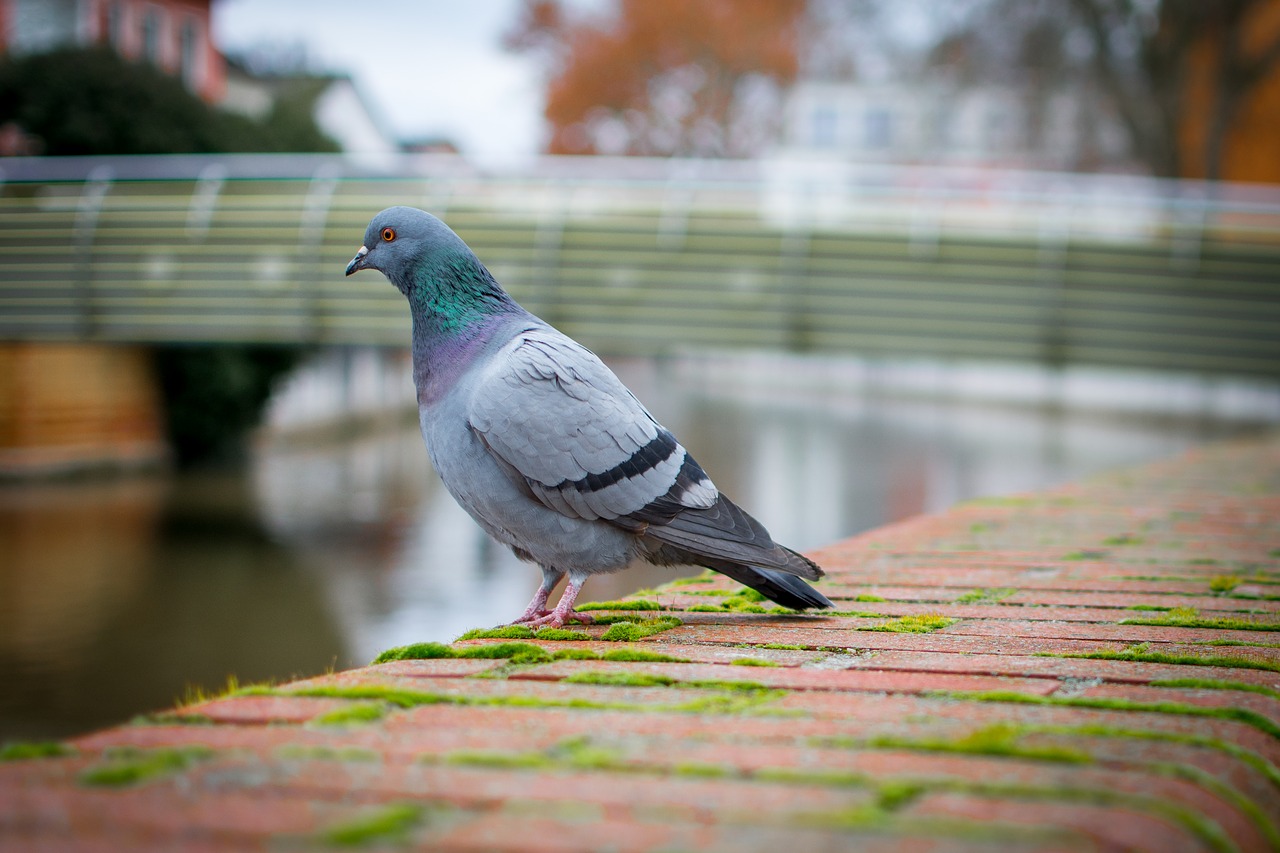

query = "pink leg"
527;577;594;628
510;570;564;625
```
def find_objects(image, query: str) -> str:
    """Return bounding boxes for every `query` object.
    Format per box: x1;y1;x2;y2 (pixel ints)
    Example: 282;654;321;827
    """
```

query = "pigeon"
345;206;832;627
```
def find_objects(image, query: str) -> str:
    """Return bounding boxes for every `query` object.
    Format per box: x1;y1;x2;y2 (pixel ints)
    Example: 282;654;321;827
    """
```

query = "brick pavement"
2;434;1278;851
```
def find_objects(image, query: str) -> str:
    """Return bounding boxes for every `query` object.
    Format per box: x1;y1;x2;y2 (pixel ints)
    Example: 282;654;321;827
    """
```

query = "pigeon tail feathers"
636;494;823;581
702;560;833;611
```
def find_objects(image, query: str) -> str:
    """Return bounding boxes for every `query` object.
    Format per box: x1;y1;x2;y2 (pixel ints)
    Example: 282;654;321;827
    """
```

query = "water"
0;355;1264;741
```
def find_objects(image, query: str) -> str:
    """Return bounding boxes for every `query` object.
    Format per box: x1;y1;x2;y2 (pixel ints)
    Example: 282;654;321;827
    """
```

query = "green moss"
552;648;602;660
869;722;1092;764
600;648;689;663
444;751;551;770
1027;722;1280;787
455;626;535;641
80;746;214;787
1049;646;1280;674
456;643;552;664
1102;534;1143;546
827;609;888;618
599;616;681;641
1063;550;1108;560
322;803;425;847
954;588;1016;604
731;658;779;667
1127;604;1173;612
876;779;928;811
931;689;1280;740
0;741;74;762
533;627;594;641
293;684;619;712
672;762;731;778
1209;574;1242;593
862;614;956;633
686;604;728;612
853;593;886;602
758;643;806;651
1194;638;1280;649
1150;678;1280;701
575;599;662;612
276;745;379;762
372;642;454;664
373;640;556;666
1148;760;1280;850
565;671;676;688
311;702;386;727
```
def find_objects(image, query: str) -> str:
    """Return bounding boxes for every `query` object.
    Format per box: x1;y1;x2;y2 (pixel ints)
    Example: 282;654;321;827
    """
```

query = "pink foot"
510;609;552;625
524;578;592;628
526;609;594;628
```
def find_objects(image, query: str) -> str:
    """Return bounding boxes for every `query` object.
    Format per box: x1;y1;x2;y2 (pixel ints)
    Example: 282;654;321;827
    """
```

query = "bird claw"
509;609;552;625
525;610;594;629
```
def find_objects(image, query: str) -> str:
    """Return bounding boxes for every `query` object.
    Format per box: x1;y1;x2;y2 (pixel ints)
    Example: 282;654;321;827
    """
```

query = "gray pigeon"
345;207;831;627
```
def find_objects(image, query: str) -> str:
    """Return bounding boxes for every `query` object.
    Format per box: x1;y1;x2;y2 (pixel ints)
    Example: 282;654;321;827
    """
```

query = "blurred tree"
924;0;1280;180
505;0;804;157
0;46;331;466
0;46;340;156
0;46;339;155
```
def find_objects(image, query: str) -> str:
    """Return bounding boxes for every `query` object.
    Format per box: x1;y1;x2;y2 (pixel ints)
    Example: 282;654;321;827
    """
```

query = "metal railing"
1;153;1278;377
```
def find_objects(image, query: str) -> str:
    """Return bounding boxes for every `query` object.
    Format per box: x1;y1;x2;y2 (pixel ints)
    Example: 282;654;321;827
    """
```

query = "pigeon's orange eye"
381;227;396;242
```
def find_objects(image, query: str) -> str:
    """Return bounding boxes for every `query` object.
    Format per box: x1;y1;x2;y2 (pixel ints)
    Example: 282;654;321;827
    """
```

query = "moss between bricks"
861;614;956;633
79;746;214;787
310;701;387;727
276;744;380;762
0;741;75;761
321;802;426;847
865;722;1093;764
1045;642;1280;674
1151;678;1280;702
373;641;689;666
454;735;1233;853
1119;607;1280;632
283;677;786;716
954;588;1017;604
930;689;1280;741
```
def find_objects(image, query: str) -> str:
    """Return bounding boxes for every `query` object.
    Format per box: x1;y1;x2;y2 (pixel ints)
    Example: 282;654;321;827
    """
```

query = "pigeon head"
345;206;518;331
345;206;462;290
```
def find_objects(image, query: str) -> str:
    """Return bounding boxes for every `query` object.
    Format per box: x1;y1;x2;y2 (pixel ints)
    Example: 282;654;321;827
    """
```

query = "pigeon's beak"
344;245;369;276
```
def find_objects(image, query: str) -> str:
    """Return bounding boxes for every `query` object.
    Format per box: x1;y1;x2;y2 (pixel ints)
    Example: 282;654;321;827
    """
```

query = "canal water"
0;354;1268;740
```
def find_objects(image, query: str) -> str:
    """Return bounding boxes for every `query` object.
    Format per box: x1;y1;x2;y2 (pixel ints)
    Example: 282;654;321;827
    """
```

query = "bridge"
2;153;1279;376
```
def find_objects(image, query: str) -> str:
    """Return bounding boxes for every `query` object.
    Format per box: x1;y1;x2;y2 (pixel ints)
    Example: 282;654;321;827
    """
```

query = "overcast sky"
213;0;546;165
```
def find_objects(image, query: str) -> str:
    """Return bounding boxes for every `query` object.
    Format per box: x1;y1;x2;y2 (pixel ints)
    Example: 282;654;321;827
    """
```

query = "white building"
782;79;1128;172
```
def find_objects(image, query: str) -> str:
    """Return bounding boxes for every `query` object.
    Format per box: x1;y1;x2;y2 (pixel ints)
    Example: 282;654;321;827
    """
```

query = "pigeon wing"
468;328;717;525
467;328;821;580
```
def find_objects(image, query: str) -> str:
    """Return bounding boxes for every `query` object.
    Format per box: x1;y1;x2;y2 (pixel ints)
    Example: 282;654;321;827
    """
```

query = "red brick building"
0;0;224;102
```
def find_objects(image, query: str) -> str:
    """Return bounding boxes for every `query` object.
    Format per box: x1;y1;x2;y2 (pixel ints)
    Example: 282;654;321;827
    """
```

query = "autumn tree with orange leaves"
505;0;804;157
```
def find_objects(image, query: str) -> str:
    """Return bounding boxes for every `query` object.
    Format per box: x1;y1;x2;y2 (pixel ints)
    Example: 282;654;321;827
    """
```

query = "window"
810;106;838;148
180;18;202;88
864;107;893;149
106;2;124;50
142;7;162;64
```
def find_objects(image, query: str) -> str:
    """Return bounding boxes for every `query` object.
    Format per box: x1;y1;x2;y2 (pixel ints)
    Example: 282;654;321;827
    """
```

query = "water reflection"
0;355;1265;740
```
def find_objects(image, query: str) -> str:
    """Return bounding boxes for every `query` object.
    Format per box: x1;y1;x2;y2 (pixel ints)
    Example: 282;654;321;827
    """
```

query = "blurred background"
1;0;1278;740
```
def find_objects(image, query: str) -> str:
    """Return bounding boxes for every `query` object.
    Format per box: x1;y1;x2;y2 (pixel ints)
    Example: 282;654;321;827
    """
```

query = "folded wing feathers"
471;327;820;581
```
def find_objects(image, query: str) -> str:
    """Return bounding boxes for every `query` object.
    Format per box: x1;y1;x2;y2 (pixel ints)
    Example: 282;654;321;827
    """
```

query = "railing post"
185;163;227;241
73;165;113;339
299;162;341;344
533;180;567;325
